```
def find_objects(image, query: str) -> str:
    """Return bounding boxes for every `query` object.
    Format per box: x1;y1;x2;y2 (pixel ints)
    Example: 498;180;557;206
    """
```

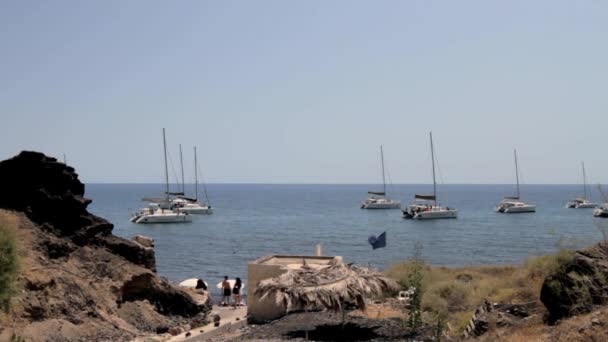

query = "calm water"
86;184;605;287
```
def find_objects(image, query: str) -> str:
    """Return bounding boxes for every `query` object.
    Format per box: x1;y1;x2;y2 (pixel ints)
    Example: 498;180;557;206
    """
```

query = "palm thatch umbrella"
254;261;399;325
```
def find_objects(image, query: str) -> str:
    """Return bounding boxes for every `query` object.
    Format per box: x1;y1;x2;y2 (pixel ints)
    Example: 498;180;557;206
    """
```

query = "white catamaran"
402;132;457;220
361;145;401;209
593;185;608;218
495;149;536;213
130;129;192;224
171;145;213;214
566;162;598;209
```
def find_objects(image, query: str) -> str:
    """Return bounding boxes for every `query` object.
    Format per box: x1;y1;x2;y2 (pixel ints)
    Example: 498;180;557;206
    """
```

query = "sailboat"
593;185;608;217
495;149;536;213
130;129;192;224
172;146;214;214
361;145;401;209
566;162;598;208
402;132;457;219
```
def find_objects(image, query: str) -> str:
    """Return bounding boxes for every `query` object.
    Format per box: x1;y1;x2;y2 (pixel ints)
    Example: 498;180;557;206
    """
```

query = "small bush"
524;250;574;279
406;242;425;332
11;334;26;342
441;283;470;311
422;293;448;314
450;310;476;335
0;214;19;312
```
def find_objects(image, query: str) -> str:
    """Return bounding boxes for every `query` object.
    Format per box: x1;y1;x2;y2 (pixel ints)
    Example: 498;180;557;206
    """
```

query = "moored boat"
171;145;213;214
496;149;535;214
402;132;457;220
131;205;191;224
495;198;536;213
361;146;401;209
593;205;608;218
566;162;598;209
131;128;192;224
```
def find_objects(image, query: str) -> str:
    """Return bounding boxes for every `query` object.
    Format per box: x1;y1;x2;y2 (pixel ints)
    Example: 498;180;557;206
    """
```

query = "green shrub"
0;215;19;312
11;334;26;342
437;283;470;311
524;250;574;279
406;242;425;332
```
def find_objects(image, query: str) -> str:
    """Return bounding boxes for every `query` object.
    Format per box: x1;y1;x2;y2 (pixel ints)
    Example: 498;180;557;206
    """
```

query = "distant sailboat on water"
361;145;401;209
593;185;608;218
566;162;598;209
130;129;192;224
495;149;535;213
402;132;457;220
171;145;213;214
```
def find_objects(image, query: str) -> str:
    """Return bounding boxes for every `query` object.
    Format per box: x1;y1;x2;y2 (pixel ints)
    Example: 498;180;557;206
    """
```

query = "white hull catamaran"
594;205;608;218
130;129;192;224
495;149;536;213
593;185;608;217
402;132;457;220
361;145;401;209
172;146;213;214
130;206;192;224
566;162;598;209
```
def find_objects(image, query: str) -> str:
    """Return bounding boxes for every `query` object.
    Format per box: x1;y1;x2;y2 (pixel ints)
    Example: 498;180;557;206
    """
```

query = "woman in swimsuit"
232;277;242;307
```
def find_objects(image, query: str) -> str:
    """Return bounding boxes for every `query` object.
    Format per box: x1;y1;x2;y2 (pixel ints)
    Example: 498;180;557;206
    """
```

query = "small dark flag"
368;231;387;250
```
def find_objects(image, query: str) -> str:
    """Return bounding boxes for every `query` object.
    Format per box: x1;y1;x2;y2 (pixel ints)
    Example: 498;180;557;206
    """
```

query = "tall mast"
430;132;437;206
380;145;386;195
179;144;185;195
514;149;520;199
194;146;199;201
582;161;588;199
163;128;169;199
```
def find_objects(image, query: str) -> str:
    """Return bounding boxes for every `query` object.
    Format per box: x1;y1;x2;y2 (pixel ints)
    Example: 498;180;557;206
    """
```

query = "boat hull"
180;207;214;214
496;205;536;213
402;206;457;220
567;200;598;209
361;202;401;209
593;208;608;218
412;209;458;220
133;212;192;224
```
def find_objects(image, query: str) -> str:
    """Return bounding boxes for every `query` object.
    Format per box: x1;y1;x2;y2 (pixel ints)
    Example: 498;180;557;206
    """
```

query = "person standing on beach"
222;276;231;306
232;277;242;307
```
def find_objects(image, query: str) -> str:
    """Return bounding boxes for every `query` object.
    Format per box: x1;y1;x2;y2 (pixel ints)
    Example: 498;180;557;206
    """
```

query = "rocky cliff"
0;152;211;341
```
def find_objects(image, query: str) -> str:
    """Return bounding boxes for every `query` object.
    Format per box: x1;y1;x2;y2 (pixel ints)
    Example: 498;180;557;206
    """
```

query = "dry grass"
477;305;608;342
385;250;575;336
351;303;403;319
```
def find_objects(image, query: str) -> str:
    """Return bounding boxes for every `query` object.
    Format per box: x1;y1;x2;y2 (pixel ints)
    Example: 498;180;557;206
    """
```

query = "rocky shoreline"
0;152;211;341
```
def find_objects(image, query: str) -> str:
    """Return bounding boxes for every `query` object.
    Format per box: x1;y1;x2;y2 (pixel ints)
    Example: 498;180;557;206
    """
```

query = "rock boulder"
540;240;608;322
0;151;155;270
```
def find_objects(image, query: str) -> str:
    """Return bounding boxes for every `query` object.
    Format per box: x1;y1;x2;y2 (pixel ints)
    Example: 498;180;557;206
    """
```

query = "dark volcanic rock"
98;235;157;272
0;151;106;236
156;325;169;334
540;240;608;322
0;152;211;341
0;151;155;270
120;273;206;317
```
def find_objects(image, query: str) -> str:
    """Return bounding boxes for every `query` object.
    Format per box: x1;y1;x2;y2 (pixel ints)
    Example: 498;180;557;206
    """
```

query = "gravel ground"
213;311;424;342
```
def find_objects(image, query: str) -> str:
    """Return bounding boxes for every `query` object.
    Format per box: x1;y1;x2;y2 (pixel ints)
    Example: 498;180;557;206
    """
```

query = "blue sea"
86;184;605;288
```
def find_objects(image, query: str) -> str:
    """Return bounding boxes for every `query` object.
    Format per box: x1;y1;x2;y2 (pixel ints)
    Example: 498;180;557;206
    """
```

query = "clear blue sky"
1;1;607;184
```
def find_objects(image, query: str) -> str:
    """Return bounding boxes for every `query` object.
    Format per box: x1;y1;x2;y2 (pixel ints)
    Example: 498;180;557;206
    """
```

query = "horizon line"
84;182;598;186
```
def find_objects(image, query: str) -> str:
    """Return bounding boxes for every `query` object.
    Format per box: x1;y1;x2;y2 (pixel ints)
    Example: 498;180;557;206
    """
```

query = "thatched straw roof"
254;262;399;312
